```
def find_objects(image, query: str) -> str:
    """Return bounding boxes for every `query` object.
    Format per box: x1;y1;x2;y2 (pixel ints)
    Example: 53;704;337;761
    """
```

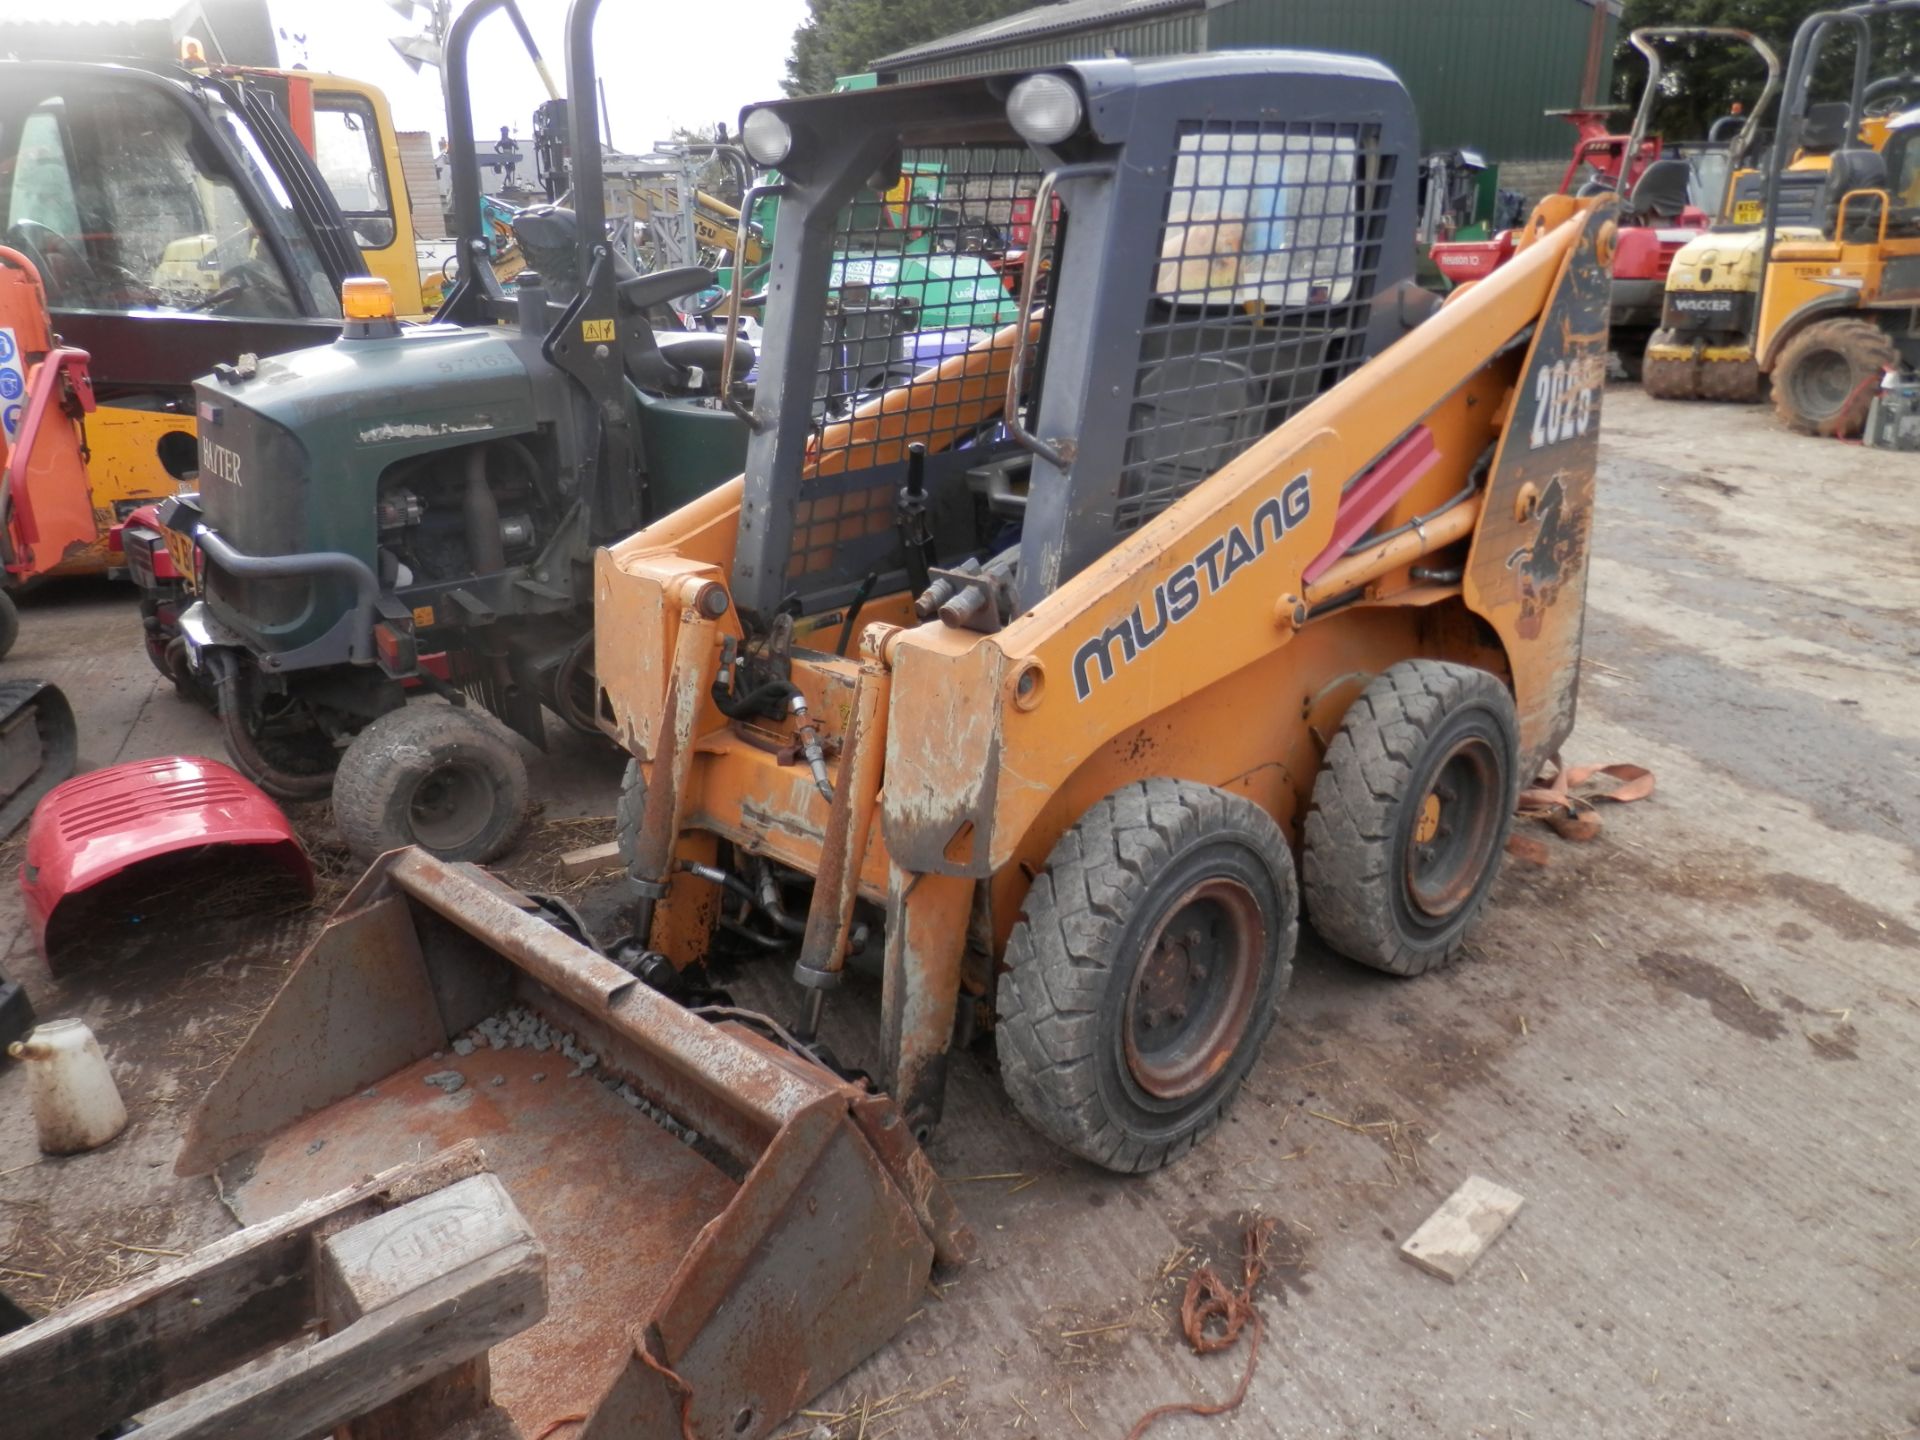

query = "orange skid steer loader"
594;57;1617;1166
181;51;1613;1440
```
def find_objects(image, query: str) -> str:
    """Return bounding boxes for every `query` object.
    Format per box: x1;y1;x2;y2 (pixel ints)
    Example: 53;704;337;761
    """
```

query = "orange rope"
1125;1218;1277;1439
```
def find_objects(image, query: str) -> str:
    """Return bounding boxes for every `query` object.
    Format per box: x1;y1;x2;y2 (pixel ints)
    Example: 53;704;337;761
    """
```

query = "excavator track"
0;680;76;839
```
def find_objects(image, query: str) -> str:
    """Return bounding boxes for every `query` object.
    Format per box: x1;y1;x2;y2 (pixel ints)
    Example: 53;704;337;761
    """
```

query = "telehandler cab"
0;40;427;575
594;54;1618;1159
170;0;750;861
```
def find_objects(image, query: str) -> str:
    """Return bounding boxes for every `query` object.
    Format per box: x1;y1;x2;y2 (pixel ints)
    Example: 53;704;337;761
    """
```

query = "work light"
1007;74;1083;146
741;108;793;167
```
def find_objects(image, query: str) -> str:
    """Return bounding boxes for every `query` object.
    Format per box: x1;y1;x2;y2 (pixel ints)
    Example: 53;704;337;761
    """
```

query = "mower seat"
1626;158;1692;221
617;266;714;313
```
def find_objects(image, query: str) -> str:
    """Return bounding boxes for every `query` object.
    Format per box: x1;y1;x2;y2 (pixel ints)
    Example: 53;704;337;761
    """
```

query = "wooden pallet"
0;1141;545;1440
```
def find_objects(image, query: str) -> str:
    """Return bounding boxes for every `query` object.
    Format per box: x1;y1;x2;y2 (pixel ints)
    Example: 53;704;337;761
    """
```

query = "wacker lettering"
1073;474;1312;702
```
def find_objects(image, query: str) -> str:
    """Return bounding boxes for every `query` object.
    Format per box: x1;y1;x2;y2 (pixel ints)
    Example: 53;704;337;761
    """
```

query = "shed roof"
872;0;1204;71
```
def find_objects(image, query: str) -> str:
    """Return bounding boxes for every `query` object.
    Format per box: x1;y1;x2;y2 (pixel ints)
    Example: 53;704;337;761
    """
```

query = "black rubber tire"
1772;317;1899;438
1302;660;1519;978
333;702;531;865
995;778;1297;1174
217;672;339;802
0;591;18;663
615;757;644;871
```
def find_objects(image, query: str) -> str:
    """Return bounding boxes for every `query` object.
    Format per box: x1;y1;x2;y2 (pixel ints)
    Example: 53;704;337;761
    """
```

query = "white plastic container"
7;1018;128;1154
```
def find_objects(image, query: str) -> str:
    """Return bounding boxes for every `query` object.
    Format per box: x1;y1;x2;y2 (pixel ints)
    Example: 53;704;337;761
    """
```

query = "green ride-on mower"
168;0;750;862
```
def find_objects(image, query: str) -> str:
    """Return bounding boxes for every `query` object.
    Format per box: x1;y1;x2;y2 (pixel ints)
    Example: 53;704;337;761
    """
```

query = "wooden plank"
0;1143;486;1440
255;1175;538;1440
1400;1175;1525;1283
136;1173;546;1440
322;1174;525;1440
558;841;622;879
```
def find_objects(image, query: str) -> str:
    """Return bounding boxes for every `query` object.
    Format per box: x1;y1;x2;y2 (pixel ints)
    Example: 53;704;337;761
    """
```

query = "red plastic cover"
21;756;313;962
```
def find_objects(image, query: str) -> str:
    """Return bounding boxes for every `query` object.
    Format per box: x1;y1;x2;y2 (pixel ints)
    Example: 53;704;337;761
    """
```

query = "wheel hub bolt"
1168;1003;1187;1022
1192;962;1209;981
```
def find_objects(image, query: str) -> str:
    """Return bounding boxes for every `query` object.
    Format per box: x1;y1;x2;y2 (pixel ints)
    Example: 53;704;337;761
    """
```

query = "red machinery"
1431;28;1781;378
0;247;99;651
0;248;85;839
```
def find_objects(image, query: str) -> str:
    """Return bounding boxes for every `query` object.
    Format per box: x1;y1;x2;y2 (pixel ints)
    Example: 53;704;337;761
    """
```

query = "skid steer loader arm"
181;849;970;1439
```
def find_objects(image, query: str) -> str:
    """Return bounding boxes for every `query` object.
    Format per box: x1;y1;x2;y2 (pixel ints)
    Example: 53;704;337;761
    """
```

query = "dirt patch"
1520;839;1920;952
1636;950;1786;1041
0;1198;189;1315
1767;874;1919;948
1186;1210;1313;1308
1683;470;1743;498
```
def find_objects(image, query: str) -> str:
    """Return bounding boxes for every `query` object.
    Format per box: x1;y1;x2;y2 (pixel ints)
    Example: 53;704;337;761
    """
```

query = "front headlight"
1007;74;1084;146
742;108;793;167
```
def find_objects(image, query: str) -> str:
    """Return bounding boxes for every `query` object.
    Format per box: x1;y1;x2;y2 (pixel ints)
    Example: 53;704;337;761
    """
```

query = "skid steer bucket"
0;680;75;840
179;848;970;1440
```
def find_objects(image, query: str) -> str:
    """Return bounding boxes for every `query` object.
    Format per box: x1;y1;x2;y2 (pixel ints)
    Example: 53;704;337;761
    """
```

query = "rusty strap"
1125;1217;1277;1439
1512;754;1655;854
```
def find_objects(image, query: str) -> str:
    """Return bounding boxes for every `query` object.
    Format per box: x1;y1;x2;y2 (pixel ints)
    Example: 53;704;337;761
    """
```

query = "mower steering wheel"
1864;73;1920;117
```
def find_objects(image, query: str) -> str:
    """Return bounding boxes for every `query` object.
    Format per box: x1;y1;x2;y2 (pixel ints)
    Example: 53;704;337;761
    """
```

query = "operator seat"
1822;146;1890;238
509;205;748;394
1625;158;1692;221
1799;102;1851;157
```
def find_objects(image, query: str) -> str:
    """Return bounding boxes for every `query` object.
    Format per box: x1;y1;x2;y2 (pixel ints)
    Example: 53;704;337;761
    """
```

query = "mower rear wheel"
333;702;530;865
218;673;340;802
995;779;1297;1174
1302;660;1519;977
1772;317;1898;437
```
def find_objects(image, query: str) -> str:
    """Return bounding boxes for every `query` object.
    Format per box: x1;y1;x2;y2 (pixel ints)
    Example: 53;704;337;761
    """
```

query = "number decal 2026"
1528;357;1602;451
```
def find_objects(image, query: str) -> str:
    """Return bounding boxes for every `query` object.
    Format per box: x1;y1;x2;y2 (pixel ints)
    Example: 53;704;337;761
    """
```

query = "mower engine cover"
21;756;313;962
193;325;547;660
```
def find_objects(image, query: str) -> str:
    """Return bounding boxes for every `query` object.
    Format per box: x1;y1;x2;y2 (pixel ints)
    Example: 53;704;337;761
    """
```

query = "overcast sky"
2;0;809;149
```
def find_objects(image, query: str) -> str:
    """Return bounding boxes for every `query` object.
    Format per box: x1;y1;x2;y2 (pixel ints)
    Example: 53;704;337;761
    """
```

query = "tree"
784;0;1037;96
1613;0;1920;141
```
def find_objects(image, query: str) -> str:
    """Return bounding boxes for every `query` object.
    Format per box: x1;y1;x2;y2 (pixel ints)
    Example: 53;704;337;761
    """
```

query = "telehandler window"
0;79;330;319
312;96;397;250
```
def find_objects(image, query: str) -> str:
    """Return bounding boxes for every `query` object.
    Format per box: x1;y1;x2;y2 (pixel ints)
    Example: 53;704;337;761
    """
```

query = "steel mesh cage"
1116;120;1392;532
784;143;1056;582
806;143;1051;456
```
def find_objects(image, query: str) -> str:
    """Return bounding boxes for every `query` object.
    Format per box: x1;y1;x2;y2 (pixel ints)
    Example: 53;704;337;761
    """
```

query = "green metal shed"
872;0;1622;162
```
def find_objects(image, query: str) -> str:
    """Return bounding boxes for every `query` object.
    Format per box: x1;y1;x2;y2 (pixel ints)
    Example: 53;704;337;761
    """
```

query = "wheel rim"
1402;737;1503;925
1121;878;1265;1101
406;761;495;852
1790;348;1856;420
